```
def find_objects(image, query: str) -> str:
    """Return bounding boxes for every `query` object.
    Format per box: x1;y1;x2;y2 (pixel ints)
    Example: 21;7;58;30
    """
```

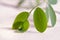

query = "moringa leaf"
12;20;29;32
46;7;49;21
47;4;56;27
14;12;29;23
18;20;29;32
33;7;47;33
12;12;29;30
12;22;23;29
48;0;57;5
17;0;25;7
36;0;40;4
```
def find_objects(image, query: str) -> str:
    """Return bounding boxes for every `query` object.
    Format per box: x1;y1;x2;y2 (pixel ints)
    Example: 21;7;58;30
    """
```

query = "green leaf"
36;0;40;4
17;0;25;7
12;22;23;29
46;7;49;21
46;4;56;27
48;0;57;5
33;7;47;33
14;12;29;23
18;20;29;32
12;12;29;30
12;20;29;32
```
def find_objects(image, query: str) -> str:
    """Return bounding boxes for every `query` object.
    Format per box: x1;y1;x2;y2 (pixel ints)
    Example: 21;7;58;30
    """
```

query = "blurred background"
0;0;60;40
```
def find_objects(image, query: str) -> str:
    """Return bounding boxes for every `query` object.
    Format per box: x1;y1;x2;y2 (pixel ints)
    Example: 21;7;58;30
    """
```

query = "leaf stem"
17;0;25;7
29;4;40;13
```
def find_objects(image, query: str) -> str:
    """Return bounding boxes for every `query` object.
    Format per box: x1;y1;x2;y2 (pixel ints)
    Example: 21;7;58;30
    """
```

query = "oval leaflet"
46;4;56;27
12;12;29;32
33;7;47;33
48;0;57;5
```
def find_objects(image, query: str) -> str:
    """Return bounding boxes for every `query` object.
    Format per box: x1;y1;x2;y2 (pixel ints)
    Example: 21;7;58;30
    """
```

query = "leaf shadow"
14;30;39;33
26;31;39;33
0;27;12;30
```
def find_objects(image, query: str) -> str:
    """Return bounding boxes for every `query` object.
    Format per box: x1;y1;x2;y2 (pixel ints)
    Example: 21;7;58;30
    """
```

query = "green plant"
12;0;57;33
